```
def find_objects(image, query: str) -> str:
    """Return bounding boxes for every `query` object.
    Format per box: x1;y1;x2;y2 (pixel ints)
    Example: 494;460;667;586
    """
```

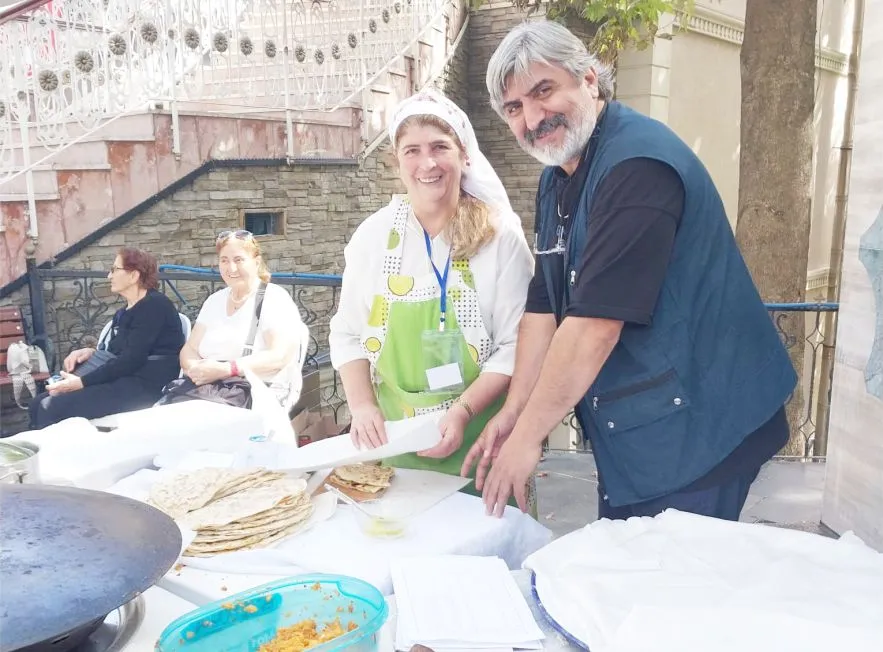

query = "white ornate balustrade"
0;0;450;185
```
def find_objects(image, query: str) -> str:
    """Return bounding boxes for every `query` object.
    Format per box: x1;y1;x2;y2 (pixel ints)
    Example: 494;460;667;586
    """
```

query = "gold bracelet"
454;396;474;419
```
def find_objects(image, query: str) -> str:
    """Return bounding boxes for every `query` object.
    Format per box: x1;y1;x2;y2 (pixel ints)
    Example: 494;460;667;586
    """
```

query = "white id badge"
421;329;466;392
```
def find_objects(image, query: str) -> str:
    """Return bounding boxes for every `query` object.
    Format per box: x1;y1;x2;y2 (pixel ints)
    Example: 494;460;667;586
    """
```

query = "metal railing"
766;302;839;459
19;265;840;457
0;0;455;184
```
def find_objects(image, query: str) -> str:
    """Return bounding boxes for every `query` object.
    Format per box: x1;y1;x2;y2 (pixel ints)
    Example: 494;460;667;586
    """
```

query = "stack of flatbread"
147;468;314;557
327;463;394;499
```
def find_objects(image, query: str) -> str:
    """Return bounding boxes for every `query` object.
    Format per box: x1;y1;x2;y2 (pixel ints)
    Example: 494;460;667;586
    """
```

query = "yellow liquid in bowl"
363;516;405;539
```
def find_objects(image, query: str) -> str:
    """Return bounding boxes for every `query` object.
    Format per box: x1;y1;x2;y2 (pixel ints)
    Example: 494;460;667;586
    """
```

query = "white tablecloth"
9;404;263;488
525;509;883;652
161;491;552;596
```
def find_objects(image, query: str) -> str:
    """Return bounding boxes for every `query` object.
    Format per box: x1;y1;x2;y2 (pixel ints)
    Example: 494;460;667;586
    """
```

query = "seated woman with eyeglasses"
176;230;305;407
29;247;185;429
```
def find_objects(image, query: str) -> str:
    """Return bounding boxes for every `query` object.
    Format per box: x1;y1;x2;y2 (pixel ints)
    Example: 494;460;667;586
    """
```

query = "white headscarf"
388;88;519;226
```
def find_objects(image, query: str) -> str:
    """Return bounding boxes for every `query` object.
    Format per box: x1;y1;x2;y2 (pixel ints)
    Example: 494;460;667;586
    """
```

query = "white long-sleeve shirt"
329;201;534;377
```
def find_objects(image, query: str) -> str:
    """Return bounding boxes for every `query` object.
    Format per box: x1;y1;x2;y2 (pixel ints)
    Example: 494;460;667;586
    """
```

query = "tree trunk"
737;0;817;455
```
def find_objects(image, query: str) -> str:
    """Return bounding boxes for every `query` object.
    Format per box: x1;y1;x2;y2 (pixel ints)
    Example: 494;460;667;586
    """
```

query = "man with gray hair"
461;20;796;522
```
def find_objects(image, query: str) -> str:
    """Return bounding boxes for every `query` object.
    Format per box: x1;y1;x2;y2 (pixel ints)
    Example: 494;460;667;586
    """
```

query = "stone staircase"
0;108;361;284
0;0;469;289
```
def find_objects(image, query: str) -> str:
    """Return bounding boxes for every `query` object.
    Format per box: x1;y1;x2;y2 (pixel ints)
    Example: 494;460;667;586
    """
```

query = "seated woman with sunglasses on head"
171;230;306;410
29;247;185;429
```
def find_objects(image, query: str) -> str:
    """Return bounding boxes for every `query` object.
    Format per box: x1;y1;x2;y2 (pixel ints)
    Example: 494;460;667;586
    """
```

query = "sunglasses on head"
216;229;253;242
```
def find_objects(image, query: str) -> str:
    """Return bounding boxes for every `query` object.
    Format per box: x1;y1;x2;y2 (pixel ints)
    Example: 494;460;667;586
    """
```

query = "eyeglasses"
533;224;567;256
108;266;127;274
217;229;253;242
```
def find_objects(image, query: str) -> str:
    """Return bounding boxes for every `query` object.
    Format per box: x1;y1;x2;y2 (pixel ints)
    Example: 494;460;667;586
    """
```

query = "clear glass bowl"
352;501;409;539
156;574;388;652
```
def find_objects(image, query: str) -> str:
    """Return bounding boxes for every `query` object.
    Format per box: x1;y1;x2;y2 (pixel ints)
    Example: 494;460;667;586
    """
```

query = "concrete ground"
534;451;833;539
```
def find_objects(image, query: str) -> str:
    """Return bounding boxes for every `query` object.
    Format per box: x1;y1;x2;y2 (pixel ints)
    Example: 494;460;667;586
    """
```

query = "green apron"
374;298;504;479
359;196;536;512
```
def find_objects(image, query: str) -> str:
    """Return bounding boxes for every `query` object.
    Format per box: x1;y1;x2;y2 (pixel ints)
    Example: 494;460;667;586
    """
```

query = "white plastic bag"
5;341;37;409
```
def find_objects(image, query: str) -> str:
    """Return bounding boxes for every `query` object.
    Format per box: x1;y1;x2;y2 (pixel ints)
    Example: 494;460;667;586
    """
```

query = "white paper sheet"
426;363;463;390
392;555;545;650
244;413;443;473
368;468;471;520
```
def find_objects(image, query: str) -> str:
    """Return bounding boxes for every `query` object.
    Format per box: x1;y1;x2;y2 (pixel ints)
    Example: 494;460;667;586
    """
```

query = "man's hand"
480;433;543;517
63;348;94;373
460;407;519;490
474;316;622;517
186;360;230;386
47;371;84;396
349;402;387;449
418;404;469;459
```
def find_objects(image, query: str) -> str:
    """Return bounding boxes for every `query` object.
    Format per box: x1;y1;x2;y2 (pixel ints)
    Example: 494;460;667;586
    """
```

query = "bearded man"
462;21;796;523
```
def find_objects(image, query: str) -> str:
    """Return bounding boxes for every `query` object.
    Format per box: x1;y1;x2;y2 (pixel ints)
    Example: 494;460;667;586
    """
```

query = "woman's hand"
47;371;84;396
186;360;231;386
419;403;470;459
63;348;95;373
348;402;387;450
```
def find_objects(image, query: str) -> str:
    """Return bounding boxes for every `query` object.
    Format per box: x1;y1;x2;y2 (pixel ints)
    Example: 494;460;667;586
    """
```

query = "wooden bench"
0;306;50;387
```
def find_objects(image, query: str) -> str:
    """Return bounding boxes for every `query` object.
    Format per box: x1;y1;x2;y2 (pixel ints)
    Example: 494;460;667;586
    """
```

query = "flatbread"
184;516;313;557
180;477;308;530
332;463;394;489
211;470;287;501
148;468;253;519
190;502;312;543
195;493;312;534
184;505;315;554
198;496;304;531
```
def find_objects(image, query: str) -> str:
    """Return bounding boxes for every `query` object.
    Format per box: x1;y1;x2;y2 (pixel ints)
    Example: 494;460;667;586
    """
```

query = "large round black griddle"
0;483;182;652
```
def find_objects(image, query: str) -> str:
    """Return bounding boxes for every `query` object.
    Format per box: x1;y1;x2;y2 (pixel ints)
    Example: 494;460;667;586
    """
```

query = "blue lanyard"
423;230;451;331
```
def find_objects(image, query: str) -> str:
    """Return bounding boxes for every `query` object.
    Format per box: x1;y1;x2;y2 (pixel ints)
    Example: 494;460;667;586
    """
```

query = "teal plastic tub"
156;574;389;652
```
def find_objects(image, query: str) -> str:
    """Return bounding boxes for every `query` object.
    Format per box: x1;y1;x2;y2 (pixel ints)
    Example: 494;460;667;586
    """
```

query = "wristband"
230;360;240;377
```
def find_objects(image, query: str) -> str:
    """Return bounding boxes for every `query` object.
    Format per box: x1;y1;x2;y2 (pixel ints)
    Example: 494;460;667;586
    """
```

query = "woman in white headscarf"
329;88;534;497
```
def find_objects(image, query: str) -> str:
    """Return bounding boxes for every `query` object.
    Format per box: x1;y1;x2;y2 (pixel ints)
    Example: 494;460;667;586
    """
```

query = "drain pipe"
19;117;39;242
814;0;864;456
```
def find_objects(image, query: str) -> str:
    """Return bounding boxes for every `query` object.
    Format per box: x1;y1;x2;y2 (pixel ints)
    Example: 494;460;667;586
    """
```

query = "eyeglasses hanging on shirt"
533;201;569;256
533;154;589;257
